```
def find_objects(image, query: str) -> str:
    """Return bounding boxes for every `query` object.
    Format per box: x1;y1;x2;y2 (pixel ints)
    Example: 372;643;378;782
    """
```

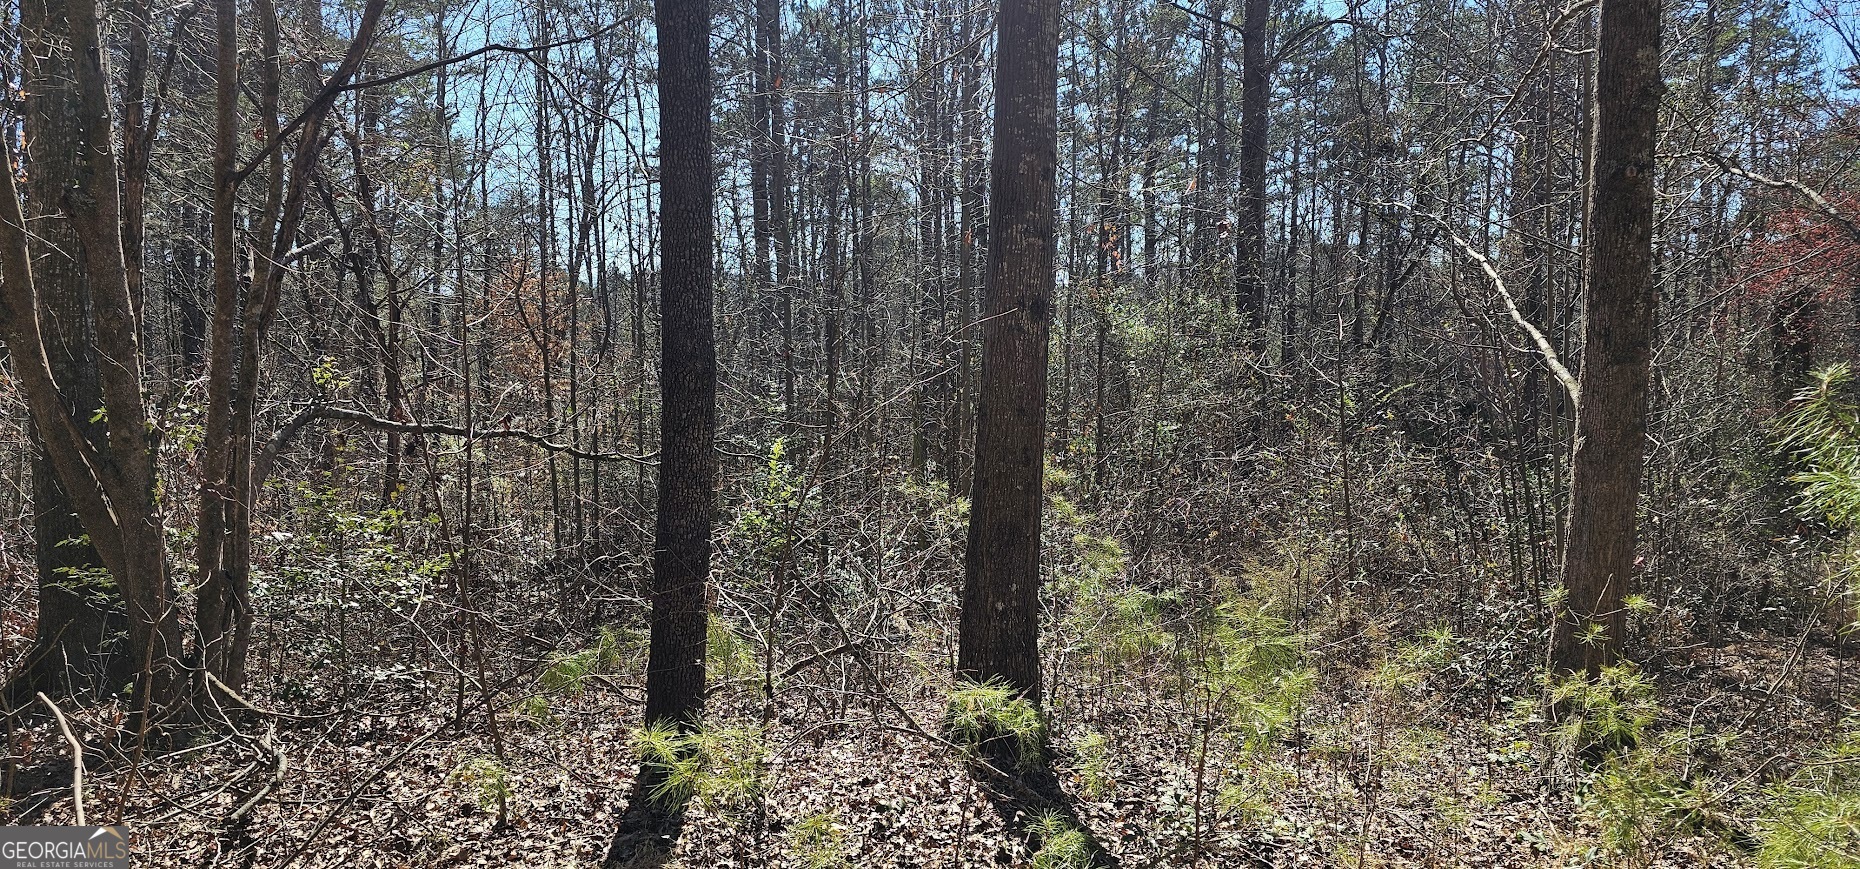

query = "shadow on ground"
601;770;687;869
967;744;1124;869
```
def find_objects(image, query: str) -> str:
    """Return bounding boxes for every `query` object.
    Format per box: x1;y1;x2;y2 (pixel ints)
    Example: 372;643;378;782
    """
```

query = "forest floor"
2;619;1847;868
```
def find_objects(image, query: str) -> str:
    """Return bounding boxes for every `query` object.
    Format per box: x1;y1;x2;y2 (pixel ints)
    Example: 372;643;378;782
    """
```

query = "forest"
0;0;1857;862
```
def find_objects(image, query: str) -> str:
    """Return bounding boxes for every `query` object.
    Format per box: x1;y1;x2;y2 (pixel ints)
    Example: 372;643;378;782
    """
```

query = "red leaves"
1739;192;1860;306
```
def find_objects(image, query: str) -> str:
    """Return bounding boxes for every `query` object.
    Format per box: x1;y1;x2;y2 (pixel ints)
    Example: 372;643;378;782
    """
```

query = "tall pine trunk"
959;0;1060;702
641;0;717;731
1235;0;1268;331
1554;0;1661;676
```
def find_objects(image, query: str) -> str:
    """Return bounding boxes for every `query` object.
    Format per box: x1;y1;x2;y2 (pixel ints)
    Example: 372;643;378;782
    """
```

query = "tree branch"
37;692;85;826
234;20;621;185
262;404;655;470
1682;150;1860;247
1394;202;1582;408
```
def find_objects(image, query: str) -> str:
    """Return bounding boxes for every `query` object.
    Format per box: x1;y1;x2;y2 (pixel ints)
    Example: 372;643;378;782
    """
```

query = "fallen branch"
204;670;328;723
36;692;84;826
227;723;286;826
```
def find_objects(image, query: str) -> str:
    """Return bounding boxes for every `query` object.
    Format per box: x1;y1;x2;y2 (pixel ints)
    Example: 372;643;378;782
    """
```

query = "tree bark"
0;0;185;714
642;0;717;731
193;0;242;685
6;0;132;705
1553;0;1661;676
959;0;1060;702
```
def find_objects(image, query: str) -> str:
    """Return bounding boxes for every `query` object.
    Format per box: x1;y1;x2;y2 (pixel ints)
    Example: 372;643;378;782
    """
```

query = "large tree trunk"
0;0;186;714
6;0;145;706
959;0;1060;702
1553;0;1661;676
641;0;716;731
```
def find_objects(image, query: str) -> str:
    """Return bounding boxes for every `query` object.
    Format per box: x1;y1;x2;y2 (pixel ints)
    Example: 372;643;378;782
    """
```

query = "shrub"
787;811;849;869
1029;812;1091;869
1193;601;1314;753
448;755;513;814
1545;664;1660;760
1757;730;1860;868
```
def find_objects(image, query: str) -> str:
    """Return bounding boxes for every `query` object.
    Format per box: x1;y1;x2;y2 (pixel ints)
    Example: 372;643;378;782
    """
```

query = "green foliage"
708;616;757;682
1757;730;1860;868
513;694;553;726
1779;364;1860;627
1053;531;1174;669
1369;624;1458;696
1216;759;1296;826
48;535;120;608
538;627;628;695
946;680;1047;769
629;723;768;809
273;487;451;610
1192;601;1314;753
1545;664;1660;759
1070;730;1114;798
310;355;353;394
1546;664;1747;861
516;628;634;726
447;755;513;813
786;811;849;869
1580;734;1733;861
1782;365;1860;527
1029;812;1091;869
735;439;804;563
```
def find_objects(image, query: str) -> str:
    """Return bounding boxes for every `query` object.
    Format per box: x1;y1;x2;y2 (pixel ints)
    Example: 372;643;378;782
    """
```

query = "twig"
778;639;869;681
36;692;84;826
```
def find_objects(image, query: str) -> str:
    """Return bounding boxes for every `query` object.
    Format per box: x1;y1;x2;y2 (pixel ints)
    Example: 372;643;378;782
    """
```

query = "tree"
959;0;1061;702
194;0;384;692
0;0;187;713
1235;0;1268;330
1553;0;1663;675
640;0;718;732
6;0;133;704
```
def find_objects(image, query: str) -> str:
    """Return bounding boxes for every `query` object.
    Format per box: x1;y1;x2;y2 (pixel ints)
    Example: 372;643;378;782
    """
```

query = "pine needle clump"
786;812;850;869
1779;363;1860;627
946;679;1048;770
630;723;769;809
1029;812;1092;869
1757;729;1860;868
